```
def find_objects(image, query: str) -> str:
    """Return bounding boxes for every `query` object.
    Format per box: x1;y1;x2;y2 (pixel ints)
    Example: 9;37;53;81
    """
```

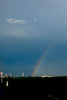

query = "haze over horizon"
0;0;67;76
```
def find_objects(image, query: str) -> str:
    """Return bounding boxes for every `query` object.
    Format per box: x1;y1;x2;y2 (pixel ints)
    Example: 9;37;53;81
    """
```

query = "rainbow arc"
32;44;51;77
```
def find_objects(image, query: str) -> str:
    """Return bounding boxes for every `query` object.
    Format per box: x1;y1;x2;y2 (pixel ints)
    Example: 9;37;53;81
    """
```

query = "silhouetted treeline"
0;77;67;100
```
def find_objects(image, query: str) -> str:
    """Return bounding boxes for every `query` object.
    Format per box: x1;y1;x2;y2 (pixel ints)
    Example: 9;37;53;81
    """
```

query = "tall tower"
0;72;3;83
22;73;24;77
10;73;12;77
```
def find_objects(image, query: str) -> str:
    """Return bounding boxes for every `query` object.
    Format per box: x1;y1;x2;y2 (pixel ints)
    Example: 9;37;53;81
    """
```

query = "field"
0;77;67;100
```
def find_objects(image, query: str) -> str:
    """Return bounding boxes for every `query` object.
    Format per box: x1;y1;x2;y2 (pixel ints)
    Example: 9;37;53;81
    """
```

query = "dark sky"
0;0;67;76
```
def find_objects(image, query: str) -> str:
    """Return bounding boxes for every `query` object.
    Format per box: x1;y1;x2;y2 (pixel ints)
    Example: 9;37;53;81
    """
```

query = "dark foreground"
0;77;67;100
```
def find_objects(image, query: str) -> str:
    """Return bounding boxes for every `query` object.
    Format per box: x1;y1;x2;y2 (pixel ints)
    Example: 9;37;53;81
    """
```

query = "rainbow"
32;44;51;77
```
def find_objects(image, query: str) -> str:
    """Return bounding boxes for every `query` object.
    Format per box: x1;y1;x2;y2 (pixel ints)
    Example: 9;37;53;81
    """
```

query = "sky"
0;0;67;76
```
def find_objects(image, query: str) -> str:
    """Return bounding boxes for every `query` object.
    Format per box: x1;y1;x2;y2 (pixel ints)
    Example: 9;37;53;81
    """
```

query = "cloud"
33;18;37;21
6;18;26;24
0;19;1;22
59;7;63;11
0;26;27;38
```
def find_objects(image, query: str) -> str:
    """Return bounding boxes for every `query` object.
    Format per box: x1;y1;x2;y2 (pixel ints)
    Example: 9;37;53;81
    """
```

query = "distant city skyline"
0;0;67;76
